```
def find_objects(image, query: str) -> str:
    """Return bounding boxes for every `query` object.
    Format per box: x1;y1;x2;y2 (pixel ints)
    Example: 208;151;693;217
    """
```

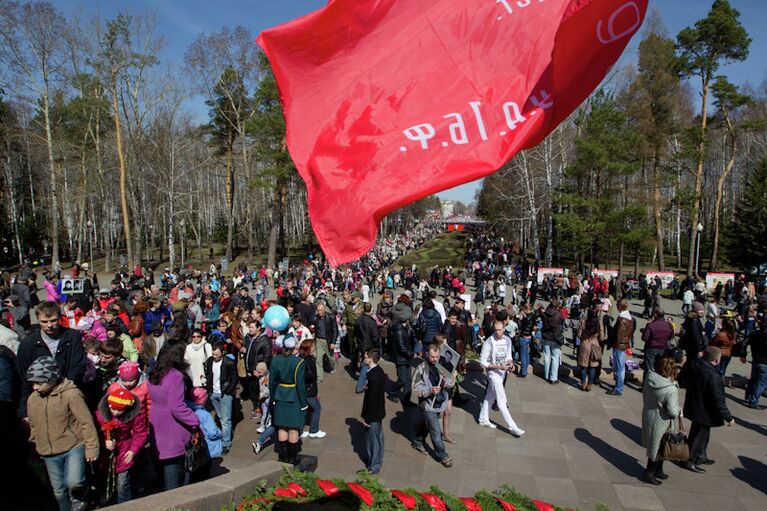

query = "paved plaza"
218;295;767;511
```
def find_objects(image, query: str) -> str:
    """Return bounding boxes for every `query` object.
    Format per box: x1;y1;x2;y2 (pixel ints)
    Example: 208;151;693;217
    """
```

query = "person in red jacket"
95;386;148;504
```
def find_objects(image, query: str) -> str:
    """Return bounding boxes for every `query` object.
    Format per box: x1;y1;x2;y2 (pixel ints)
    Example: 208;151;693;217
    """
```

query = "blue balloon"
308;254;314;260
263;305;290;332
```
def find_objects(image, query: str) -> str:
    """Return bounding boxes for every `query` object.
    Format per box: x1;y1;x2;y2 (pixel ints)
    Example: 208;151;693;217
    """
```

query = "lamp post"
149;224;154;262
695;222;703;277
86;220;93;275
180;218;186;268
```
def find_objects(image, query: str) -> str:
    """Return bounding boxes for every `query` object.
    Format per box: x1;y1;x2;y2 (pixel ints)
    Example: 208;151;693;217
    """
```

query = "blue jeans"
412;410;448;461
159;455;185;491
612;349;626;394
717;356;732;377
306;396;322;433
116;470;131;503
210;393;233;449
43;444;86;511
542;340;561;382
366;421;384;473
388;364;412;403
581;366;596;386
518;337;531;376
745;362;767;406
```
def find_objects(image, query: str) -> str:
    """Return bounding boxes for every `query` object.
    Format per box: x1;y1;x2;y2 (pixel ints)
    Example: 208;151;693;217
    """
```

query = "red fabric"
287;482;307;497
347;482;374;506
533;500;556;511
258;0;647;266
316;479;341;497
496;497;518;511
390;490;417;509
274;487;298;498
419;493;447;511
460;497;484;511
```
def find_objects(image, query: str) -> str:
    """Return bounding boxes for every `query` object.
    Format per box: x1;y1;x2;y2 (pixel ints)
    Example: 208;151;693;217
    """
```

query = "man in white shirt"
683;288;694;316
478;321;525;437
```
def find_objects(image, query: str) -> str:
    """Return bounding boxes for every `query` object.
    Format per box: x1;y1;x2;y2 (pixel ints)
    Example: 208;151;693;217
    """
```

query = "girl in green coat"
268;334;307;464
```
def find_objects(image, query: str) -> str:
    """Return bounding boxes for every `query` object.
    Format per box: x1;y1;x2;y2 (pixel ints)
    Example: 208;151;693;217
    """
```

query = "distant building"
440;200;457;218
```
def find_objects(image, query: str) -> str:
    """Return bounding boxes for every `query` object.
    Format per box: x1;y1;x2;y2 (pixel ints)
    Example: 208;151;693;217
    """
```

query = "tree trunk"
521;152;541;262
225;137;235;263
42;97;59;266
710;139;736;271
112;80;133;269
617;240;625;300
652;148;665;271
686;79;710;276
278;181;287;260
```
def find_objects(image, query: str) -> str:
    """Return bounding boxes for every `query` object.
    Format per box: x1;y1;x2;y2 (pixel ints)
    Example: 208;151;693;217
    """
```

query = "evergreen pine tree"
724;158;767;269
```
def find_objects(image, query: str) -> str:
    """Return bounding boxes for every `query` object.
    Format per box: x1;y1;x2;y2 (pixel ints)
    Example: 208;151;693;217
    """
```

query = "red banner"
258;0;647;266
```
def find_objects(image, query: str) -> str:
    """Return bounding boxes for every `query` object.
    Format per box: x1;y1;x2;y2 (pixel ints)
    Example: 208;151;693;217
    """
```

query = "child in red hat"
107;361;151;429
96;386;148;504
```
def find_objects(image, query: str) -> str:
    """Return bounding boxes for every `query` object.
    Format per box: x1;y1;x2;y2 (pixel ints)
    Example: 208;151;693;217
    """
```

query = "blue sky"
53;0;767;204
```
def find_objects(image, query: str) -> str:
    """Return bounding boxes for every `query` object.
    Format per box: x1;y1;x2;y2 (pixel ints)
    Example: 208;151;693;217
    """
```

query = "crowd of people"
1;225;766;510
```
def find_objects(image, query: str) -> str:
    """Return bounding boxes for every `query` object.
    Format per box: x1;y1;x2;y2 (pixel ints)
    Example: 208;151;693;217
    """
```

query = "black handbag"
731;338;748;358
661;416;689;461
185;429;211;472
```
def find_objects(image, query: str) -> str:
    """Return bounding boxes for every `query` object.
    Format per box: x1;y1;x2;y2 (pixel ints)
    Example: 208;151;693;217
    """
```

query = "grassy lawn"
392;231;468;269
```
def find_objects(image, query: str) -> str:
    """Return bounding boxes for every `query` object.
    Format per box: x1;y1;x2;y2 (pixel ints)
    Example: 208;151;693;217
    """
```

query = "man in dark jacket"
744;323;767;409
313;302;338;381
679;302;707;387
386;312;414;404
356;349;386;474
355;303;381;366
682;346;734;473
243;322;272;418
16;301;86;418
540;299;564;384
205;341;238;454
415;300;442;354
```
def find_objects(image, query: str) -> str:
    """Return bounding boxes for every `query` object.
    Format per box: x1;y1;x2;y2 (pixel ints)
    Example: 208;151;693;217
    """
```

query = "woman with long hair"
147;343;199;490
710;317;737;376
268;334;307;464
641;357;680;485
298;339;326;439
577;303;605;391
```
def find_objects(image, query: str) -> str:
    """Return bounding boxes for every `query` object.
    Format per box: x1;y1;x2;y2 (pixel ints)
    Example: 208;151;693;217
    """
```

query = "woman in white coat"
641;357;681;485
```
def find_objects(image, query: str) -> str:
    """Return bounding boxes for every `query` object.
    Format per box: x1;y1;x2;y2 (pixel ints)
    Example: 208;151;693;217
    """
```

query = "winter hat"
76;316;95;331
190;387;208;406
281;333;297;350
692;302;705;314
256;362;268;374
118;361;140;382
107;387;135;411
26;356;60;383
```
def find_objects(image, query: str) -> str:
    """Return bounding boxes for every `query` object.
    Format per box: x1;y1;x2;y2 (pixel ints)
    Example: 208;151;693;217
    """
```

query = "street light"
149;224;155;261
695;222;703;276
86;220;93;274
180;218;186;268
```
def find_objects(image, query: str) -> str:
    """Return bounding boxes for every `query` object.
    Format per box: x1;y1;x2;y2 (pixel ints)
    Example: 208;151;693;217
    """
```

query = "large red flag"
258;0;648;266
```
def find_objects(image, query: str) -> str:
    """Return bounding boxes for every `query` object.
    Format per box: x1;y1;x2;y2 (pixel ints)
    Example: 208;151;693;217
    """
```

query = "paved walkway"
219;295;767;511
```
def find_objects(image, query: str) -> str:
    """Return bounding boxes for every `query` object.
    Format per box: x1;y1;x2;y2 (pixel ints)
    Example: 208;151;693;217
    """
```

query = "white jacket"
185;341;212;387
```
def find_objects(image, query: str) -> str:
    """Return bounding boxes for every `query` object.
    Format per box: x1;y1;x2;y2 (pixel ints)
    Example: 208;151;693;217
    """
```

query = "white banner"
646;272;676;288
706;273;734;292
537;267;564;285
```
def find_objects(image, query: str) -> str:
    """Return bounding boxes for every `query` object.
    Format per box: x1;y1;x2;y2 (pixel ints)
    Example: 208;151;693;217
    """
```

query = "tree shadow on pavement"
452;370;485;421
610;418;643;447
734;416;767;437
345;418;369;465
731;456;767;495
574;428;644;478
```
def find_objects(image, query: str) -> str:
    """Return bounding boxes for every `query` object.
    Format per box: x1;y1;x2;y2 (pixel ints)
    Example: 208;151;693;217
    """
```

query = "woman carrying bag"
268;333;307;465
641;357;682;485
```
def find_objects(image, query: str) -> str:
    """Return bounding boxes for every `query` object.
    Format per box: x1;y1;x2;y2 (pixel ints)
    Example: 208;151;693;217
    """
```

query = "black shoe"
549;380;559;385
640;471;661;485
699;459;716;465
411;443;427;455
683;462;706;474
386;394;400;403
